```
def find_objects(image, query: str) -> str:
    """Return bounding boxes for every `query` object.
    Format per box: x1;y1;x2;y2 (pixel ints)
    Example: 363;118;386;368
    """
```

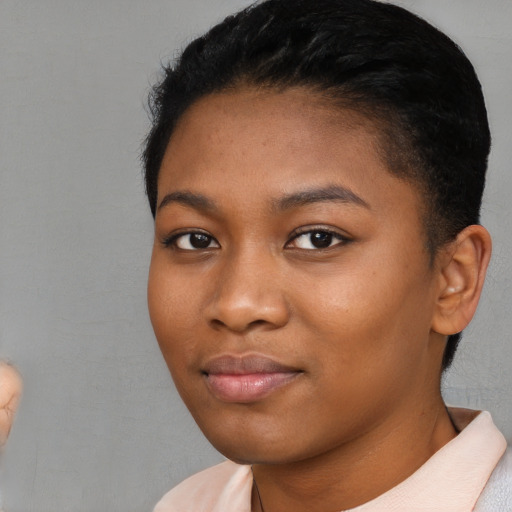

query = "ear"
432;225;492;336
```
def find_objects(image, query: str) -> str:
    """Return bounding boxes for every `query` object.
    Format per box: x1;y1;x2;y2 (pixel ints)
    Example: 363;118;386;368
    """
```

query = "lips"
202;354;301;403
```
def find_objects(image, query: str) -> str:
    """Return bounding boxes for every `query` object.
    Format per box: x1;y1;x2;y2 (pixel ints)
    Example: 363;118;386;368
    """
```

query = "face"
148;88;445;465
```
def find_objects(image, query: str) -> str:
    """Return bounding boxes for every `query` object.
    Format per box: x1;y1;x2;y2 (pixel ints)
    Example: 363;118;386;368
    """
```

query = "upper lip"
202;354;300;375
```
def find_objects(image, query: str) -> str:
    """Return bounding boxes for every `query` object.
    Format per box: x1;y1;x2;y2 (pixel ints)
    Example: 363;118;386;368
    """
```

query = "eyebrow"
157;184;369;215
157;191;217;213
273;185;370;212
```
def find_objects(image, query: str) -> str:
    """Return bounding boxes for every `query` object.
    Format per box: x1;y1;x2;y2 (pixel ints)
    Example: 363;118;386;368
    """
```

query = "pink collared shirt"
154;408;507;512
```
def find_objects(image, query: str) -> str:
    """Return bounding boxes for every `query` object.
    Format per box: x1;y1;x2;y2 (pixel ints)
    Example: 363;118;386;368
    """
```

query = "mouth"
202;354;302;403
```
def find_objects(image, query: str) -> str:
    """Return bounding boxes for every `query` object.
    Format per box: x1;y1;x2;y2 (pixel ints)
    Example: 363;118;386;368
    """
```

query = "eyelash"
286;227;350;250
162;230;219;251
162;227;350;252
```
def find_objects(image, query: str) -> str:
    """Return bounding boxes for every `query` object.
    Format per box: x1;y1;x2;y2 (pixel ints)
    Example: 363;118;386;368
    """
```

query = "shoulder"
474;447;512;511
153;461;253;512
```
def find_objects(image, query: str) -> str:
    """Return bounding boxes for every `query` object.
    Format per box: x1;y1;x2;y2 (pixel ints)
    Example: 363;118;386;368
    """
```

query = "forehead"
158;87;423;222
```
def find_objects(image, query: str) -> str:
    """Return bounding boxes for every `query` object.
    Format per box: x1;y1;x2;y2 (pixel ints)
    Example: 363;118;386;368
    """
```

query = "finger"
0;362;22;447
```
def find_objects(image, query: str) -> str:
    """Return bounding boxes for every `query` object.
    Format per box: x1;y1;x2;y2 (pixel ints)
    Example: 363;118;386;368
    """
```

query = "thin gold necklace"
251;467;265;512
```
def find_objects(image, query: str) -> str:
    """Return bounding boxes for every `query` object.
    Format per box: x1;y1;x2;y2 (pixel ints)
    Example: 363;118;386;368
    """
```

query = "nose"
205;249;290;333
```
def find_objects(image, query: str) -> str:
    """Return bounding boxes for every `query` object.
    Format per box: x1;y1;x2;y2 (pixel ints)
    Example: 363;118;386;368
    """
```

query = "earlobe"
432;225;492;336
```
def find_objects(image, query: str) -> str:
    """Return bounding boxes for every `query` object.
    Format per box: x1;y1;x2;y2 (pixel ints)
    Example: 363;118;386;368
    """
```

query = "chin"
214;443;299;466
198;420;318;466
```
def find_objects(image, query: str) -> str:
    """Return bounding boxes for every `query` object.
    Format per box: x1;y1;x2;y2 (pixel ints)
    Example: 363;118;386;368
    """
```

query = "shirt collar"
344;408;506;512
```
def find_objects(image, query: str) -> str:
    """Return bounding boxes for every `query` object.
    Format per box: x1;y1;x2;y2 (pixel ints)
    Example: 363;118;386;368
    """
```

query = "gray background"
0;1;511;510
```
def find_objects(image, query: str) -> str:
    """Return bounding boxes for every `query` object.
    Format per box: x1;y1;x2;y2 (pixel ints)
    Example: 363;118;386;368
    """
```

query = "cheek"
293;252;435;364
299;272;434;430
147;259;218;418
147;257;199;364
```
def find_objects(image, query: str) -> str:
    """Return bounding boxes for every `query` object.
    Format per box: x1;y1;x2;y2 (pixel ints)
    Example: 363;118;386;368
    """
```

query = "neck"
251;398;457;512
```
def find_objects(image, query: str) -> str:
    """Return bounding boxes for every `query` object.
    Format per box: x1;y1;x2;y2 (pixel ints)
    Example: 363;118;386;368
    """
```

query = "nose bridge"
207;243;289;332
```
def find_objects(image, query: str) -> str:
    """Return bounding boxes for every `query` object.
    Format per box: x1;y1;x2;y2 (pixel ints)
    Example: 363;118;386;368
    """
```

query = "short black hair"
143;0;490;370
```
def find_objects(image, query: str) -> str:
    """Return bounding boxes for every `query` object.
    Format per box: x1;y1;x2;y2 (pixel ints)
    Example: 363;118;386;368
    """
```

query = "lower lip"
205;372;299;403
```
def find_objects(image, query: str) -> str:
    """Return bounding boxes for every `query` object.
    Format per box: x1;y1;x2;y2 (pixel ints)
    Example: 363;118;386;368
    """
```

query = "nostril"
248;319;267;328
209;317;269;332
210;318;227;330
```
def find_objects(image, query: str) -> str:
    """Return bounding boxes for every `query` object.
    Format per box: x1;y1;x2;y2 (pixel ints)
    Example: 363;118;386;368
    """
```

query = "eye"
164;232;219;251
288;229;348;250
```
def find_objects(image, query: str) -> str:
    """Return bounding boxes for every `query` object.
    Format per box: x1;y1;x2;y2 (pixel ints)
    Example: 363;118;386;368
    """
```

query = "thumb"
0;361;22;448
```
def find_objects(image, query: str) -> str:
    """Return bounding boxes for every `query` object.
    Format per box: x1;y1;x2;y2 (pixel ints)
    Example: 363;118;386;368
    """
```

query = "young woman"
143;0;511;510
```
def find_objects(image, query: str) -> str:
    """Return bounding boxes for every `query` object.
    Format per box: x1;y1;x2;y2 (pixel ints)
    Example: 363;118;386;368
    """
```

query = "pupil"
191;234;211;248
311;231;332;248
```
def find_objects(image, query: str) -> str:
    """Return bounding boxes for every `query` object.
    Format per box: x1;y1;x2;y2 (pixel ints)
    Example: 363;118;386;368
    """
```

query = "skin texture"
0;361;22;448
148;88;491;512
